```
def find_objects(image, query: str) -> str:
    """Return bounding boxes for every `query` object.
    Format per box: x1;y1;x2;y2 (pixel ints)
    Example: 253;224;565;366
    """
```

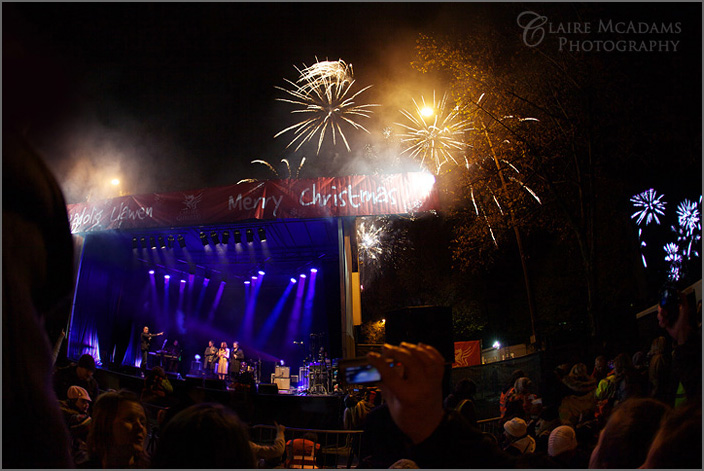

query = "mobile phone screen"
343;363;381;385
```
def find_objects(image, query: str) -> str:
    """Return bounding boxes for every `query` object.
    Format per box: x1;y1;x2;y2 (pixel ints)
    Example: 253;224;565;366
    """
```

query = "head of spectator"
562;362;596;394
641;401;702;469
657;283;697;343
220;341;227;350
151;402;255;469
548;425;577;459
503;417;528;440
613;352;634;377
649;336;667;357
77;354;96;381
588;397;670;468
592;355;607;378
87;389;149;468
454;378;477;399
514;376;533;395
504;369;525;393
67;385;92;414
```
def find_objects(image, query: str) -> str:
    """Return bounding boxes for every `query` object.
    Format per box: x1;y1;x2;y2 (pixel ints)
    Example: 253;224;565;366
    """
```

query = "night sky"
5;3;701;205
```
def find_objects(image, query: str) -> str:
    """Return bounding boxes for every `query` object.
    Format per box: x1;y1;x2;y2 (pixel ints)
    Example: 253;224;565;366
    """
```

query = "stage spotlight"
290;278;297;283
167;235;174;248
195;354;201;361
310;268;318;273
140;237;147;249
149;236;156;249
258;270;265;276
200;232;208;245
222;230;230;244
246;228;254;243
132;237;139;249
158;236;166;248
149;270;155;275
210;231;219;245
300;274;306;279
244;280;251;285
234;230;242;244
164;275;171;280
258;227;267;242
177;234;186;248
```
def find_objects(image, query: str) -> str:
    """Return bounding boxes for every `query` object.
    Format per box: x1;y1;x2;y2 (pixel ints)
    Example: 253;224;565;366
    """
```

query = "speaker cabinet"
385;306;454;363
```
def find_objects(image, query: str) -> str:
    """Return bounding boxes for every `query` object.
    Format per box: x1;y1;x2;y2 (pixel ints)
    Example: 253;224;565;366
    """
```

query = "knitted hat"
548;425;577;457
67;385;92;402
503;417;528;438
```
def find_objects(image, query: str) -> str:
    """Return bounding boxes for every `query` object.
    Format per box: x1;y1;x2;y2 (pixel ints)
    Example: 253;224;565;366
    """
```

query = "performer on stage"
216;342;230;381
229;341;245;382
140;326;163;374
203;340;218;374
165;340;182;374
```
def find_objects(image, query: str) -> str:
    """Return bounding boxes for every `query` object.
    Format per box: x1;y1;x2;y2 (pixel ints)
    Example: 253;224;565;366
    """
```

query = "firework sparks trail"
275;59;379;154
630;189;667;226
638;228;648;267
237;158;306;184
357;219;384;261
396;91;472;174
664;242;682;263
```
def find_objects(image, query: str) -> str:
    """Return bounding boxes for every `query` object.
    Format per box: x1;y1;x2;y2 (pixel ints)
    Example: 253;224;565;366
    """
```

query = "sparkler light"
630;189;667;226
396;91;472;174
275;59;378;154
357;220;384;261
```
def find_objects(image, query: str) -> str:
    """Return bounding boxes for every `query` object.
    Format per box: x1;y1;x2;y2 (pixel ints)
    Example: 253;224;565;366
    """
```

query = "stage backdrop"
67;173;438;233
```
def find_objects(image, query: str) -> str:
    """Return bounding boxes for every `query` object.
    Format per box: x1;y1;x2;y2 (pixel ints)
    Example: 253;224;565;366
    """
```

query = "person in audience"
53;353;100;405
443;378;478;427
590;355;609;382
533;405;562;454
502;376;538;425
367;342;517;468
358;402;410;469
344;387;376;430
588;397;670;469
558;363;597;425
546;425;588;468
611;352;644;404
84;389;149;468
3;48;79;464
249;422;286;467
59;385;93;465
500;369;525;418
501;417;536;456
640;400;702;469
140;366;174;406
647;336;672;403
151;402;256;468
656;283;702;406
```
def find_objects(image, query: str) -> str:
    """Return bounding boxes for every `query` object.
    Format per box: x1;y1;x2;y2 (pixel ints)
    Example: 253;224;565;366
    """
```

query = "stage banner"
452;340;482;368
66;172;438;233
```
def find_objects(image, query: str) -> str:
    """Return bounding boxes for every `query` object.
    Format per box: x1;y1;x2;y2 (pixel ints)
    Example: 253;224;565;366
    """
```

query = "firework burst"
396;91;472;174
357;219;385;262
275;59;378;154
676;199;701;236
630;189;667;226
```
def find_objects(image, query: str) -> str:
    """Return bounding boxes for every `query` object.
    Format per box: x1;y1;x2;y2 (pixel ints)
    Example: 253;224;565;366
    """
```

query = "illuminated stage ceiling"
125;218;340;285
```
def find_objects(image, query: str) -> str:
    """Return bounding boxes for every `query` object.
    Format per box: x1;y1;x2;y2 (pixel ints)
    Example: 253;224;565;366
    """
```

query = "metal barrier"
250;425;363;469
477;416;501;436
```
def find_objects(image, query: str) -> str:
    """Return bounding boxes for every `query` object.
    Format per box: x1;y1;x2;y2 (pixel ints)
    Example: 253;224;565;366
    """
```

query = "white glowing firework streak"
237;158;307;184
674;198;702;259
630;189;667;226
357;220;384;260
396;91;471;174
275;59;379;154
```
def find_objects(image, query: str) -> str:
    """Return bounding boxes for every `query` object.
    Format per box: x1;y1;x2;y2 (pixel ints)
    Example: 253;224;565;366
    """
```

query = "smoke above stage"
66;220;342;374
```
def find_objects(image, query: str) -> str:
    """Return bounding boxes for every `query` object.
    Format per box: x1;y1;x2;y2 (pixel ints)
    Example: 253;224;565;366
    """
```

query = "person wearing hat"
546;425;588;468
502;417;536;456
59;385;93;465
53;353;100;405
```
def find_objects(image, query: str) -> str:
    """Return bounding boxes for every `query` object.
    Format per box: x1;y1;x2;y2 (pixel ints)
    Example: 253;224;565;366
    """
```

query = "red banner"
452;340;481;368
66;173;439;233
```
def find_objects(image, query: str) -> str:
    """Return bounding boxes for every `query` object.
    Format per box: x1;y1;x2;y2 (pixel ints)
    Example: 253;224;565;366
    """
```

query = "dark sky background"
5;2;701;205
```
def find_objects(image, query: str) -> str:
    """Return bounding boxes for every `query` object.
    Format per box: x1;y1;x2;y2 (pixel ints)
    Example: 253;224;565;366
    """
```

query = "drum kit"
306;360;332;394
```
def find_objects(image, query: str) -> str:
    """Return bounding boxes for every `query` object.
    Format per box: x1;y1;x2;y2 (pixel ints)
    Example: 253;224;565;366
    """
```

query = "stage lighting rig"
258;227;267;242
210;231;220;245
222;230;230;244
234;230;242;244
167;235;175;249
200;232;209;245
132;237;139;249
246;228;254;243
177;234;186;248
158;236;166;248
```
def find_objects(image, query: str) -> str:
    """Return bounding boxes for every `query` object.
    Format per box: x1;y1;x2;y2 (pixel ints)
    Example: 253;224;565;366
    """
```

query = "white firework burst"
676;199;701;236
630;189;667;226
664;243;682;263
396;91;472;174
237;158;306;184
357;219;384;261
275;59;379;154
